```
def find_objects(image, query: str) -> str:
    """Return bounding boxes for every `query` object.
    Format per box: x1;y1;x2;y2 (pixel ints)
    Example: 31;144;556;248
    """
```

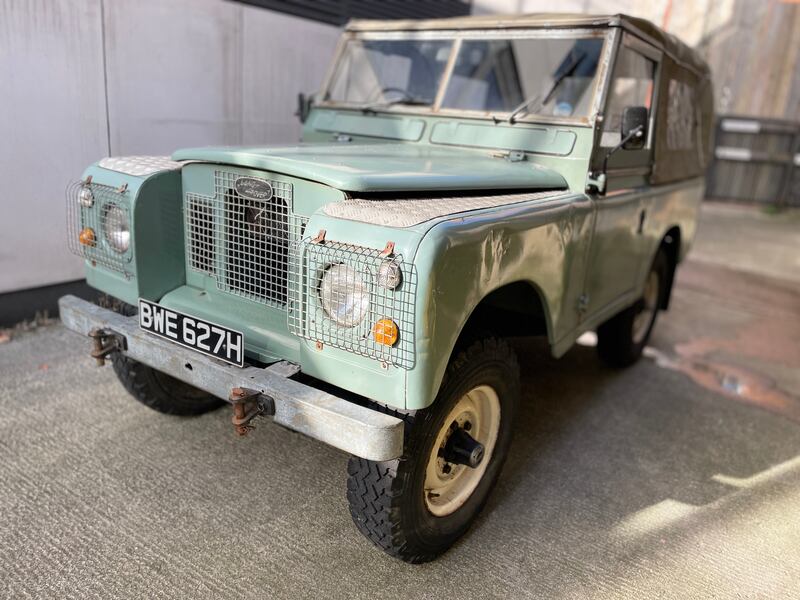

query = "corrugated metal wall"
0;0;341;294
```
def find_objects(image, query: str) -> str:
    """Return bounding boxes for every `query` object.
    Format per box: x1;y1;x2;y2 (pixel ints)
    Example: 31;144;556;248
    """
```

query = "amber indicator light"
78;227;96;247
373;319;399;347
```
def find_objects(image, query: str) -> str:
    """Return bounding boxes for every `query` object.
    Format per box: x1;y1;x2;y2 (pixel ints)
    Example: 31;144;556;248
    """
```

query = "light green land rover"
61;13;713;562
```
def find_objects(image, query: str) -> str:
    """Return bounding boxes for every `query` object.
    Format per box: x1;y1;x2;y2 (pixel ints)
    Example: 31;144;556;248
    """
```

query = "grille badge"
234;177;273;201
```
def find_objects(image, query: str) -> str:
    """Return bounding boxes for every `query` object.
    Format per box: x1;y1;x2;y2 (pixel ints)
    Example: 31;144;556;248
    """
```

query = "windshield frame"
318;27;612;127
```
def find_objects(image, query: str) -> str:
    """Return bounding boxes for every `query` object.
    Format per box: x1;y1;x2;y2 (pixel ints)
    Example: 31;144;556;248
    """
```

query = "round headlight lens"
319;263;369;327
78;187;94;207
103;203;130;253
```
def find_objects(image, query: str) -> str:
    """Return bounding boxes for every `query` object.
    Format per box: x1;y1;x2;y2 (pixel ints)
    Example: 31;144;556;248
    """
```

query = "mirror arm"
588;125;644;194
295;92;315;124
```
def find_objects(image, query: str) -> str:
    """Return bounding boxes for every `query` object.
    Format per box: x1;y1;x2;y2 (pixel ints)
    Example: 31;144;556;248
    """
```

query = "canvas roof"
346;13;709;75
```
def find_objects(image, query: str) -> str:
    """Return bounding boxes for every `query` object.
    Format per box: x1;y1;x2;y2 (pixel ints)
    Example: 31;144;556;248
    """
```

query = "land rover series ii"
61;13;713;562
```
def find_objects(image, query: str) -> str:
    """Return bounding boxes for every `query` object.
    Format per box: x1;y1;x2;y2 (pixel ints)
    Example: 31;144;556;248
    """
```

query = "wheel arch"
407;277;555;412
451;279;554;358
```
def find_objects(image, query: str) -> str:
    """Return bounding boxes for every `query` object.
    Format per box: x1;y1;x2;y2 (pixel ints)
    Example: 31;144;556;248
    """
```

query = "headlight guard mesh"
66;180;133;277
288;238;417;370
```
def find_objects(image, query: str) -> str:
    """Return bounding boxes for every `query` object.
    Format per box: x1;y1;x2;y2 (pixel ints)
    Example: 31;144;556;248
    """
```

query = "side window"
601;40;656;147
665;79;697;151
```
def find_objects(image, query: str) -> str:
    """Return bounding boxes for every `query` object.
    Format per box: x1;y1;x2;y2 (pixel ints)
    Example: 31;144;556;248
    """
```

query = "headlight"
319;263;369;327
103;203;130;253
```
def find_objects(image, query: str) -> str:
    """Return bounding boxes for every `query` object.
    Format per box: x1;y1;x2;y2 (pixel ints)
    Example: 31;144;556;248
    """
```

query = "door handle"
637;209;646;235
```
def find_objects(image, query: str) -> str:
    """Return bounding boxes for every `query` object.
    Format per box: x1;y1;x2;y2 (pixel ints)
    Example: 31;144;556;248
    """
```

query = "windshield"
326;38;454;106
324;33;605;120
443;38;603;118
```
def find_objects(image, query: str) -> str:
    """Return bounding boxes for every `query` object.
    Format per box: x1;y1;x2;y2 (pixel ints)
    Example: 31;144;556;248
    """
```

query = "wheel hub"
441;426;485;468
424;385;501;517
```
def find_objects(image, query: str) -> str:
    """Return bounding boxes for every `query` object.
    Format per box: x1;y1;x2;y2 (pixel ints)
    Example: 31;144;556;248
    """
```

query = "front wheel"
104;297;225;416
596;249;668;367
111;354;225;416
346;338;519;563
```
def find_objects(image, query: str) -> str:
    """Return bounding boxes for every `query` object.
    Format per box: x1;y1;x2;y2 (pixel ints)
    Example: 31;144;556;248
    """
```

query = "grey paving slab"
1;204;799;599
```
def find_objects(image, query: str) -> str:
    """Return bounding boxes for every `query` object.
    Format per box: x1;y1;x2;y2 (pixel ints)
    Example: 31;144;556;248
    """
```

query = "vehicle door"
584;32;661;320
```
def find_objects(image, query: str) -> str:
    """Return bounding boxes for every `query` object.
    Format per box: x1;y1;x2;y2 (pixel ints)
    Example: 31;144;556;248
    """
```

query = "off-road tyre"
596;248;669;368
346;338;520;563
111;354;225;416
104;297;224;416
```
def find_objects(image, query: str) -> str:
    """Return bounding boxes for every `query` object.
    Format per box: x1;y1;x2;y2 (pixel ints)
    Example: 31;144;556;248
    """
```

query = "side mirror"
587;105;649;194
295;92;314;124
621;106;648;149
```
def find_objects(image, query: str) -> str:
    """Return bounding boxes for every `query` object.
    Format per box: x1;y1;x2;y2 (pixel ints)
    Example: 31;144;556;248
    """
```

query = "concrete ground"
1;202;799;599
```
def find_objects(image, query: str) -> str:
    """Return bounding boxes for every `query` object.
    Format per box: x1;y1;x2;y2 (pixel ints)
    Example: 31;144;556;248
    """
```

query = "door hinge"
578;294;590;314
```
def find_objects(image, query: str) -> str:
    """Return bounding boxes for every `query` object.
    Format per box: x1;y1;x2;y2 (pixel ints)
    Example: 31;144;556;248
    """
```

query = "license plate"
138;299;245;367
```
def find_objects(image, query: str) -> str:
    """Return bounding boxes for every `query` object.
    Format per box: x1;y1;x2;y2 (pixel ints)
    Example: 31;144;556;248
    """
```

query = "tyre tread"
111;354;224;416
346;337;519;563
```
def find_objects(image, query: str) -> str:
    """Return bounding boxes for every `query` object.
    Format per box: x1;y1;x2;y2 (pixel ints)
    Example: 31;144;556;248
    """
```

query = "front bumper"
58;295;404;461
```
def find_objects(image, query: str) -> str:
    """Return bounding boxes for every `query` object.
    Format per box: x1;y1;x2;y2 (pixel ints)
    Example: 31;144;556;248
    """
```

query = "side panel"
583;193;644;317
134;173;186;300
637;177;704;275
579;177;704;334
293;214;426;409
406;194;592;410
79;165;185;306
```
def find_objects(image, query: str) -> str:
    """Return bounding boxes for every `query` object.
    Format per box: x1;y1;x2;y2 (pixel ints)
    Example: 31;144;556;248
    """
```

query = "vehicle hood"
171;143;567;193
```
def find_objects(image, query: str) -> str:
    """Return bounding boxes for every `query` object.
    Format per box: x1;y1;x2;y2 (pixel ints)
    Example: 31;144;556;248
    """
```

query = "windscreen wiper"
504;49;587;124
504;94;543;125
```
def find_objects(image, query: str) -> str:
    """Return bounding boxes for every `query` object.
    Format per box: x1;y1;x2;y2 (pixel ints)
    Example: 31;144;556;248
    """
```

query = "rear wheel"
346;338;519;563
596;249;668;367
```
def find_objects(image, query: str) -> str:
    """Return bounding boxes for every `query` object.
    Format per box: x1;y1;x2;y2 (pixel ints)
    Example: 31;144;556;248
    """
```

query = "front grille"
186;195;215;274
185;171;307;306
66;180;133;277
288;239;417;369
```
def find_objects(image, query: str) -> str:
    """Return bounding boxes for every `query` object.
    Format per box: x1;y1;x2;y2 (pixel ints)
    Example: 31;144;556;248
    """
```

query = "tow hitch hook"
88;328;126;366
230;387;275;437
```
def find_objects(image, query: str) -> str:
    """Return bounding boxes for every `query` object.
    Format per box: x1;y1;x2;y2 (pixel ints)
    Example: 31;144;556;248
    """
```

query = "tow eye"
88;328;126;366
229;387;275;437
442;426;485;469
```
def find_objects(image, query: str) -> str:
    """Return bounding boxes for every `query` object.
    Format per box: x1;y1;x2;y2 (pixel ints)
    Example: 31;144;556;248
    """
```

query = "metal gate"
705;116;800;207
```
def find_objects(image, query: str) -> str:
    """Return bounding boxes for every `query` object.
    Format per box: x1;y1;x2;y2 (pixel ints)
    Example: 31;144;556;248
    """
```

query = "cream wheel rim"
424;385;501;517
633;270;659;344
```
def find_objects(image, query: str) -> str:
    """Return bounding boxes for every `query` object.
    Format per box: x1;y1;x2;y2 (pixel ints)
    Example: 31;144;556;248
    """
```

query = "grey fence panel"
705;116;800;207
